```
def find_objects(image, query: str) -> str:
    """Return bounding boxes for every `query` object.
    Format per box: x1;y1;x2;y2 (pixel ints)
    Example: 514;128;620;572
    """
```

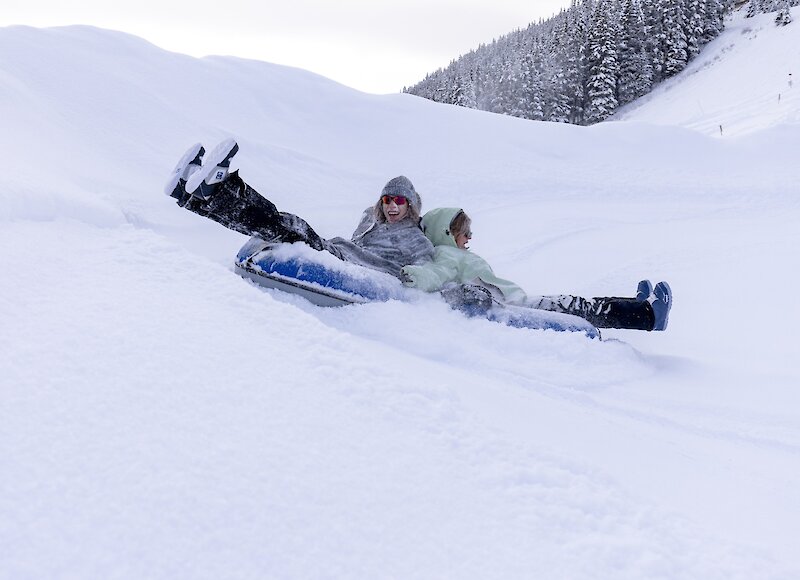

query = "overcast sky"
1;0;572;93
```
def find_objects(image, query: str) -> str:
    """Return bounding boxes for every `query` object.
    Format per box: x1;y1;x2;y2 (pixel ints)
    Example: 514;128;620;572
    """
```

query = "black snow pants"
529;294;655;330
179;172;331;252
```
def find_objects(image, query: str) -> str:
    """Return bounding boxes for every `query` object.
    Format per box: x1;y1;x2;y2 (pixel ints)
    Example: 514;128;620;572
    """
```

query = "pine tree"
618;0;655;104
775;0;794;24
704;0;725;41
663;0;689;77
520;42;545;120
488;54;514;115
544;20;575;122
585;0;620;123
686;0;707;59
571;5;592;123
643;0;668;83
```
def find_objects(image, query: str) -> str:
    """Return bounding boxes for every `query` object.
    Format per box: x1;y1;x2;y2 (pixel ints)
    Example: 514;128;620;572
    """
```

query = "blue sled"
235;238;600;339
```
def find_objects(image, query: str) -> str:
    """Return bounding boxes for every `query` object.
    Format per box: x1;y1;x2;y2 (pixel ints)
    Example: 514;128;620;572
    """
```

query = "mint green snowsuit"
400;207;528;304
401;207;657;331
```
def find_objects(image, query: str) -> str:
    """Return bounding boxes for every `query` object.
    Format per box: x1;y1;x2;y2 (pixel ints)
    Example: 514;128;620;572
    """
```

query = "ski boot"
651;281;672;331
636;279;653;301
164;142;204;205
185;138;239;201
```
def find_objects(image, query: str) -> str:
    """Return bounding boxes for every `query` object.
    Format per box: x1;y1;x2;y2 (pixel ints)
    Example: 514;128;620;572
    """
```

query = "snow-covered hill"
615;9;800;136
1;9;799;579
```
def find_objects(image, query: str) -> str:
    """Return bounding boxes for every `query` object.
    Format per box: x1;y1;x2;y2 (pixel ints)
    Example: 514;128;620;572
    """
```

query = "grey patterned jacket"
323;209;434;278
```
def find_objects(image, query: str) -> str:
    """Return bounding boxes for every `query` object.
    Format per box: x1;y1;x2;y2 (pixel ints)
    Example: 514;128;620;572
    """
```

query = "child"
401;207;672;331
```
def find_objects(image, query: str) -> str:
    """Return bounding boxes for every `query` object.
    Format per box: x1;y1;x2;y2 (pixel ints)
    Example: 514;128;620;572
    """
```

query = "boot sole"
164;142;204;197
185;138;239;195
652;281;672;331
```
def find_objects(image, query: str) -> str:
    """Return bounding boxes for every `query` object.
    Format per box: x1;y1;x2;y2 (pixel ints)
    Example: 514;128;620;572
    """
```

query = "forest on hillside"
405;0;797;125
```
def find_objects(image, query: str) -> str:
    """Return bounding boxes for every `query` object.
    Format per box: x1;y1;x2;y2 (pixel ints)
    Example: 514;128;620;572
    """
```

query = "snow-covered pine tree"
703;0;726;42
686;0;707;58
545;54;573;122
642;0;668;83
489;59;509;115
585;0;621;123
745;0;798;19
567;3;591;123
662;0;690;77
456;67;478;109
503;39;529;118
520;41;545;120
775;0;794;24
618;0;655;104
544;18;576;122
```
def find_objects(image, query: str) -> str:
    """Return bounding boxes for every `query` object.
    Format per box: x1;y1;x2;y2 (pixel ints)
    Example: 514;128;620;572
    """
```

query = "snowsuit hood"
420;207;463;248
402;207;529;305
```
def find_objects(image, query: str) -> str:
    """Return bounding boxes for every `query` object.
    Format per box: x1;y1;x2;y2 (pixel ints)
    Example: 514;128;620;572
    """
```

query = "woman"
165;139;434;277
400;207;672;331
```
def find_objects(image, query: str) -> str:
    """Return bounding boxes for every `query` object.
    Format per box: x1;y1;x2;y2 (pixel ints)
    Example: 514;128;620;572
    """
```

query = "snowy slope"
1;13;800;580
615;8;800;136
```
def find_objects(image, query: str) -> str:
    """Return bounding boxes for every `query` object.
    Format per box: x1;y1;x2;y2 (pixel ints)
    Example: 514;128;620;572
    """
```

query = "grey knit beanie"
381;175;422;215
